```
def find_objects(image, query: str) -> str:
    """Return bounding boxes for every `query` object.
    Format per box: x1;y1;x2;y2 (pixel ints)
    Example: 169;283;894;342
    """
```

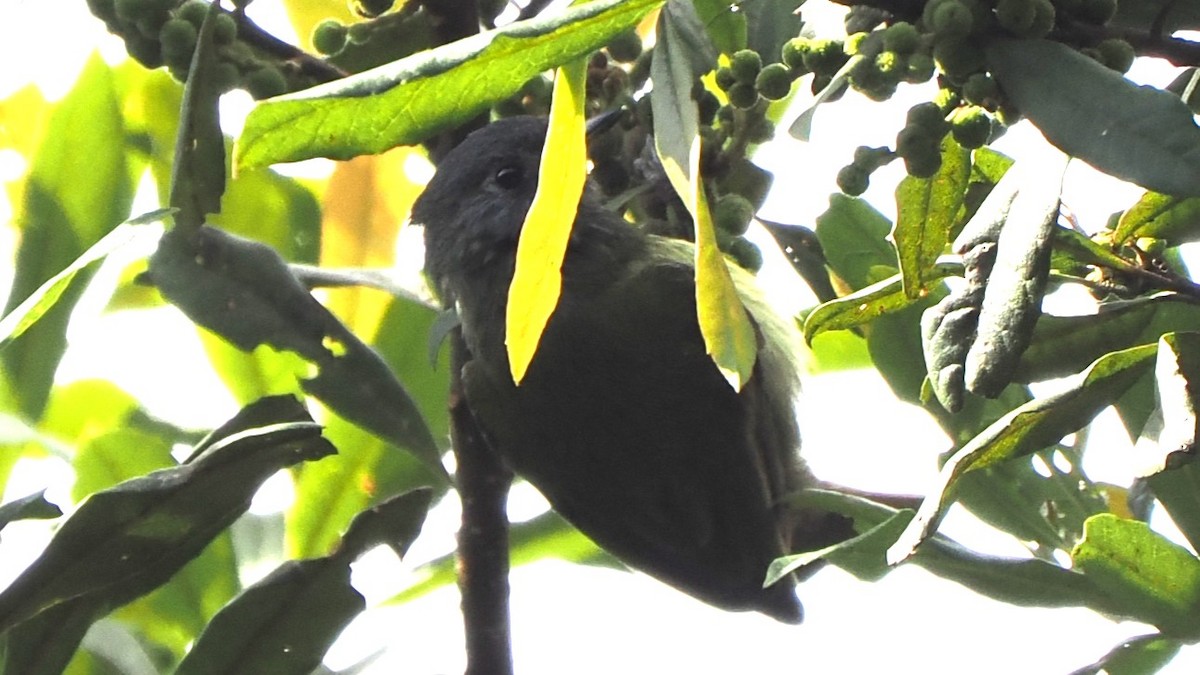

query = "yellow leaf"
505;59;588;384
657;132;757;390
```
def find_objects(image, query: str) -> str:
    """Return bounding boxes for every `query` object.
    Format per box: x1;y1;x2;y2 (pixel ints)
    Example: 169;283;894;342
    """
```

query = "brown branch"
232;10;348;83
450;333;514;675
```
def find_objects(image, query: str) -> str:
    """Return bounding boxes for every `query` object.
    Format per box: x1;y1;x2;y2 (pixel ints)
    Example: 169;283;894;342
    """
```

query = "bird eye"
494;165;523;190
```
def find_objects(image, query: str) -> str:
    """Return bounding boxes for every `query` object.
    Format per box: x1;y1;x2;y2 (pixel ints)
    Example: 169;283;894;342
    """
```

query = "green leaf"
507;60;588;385
743;0;805;66
893;135;971;299
175;490;431;675
889;342;1158;565
149;226;447;482
0;396;333;656
1147;462;1200;558
986;38;1200;197
803;263;960;341
1113;191;1200;245
963;148;1067;397
653;0;756;390
169;0;229;229
237;0;664;168
793;490;1123;614
0;491;61;532
288;299;449;557
1072;634;1181;675
692;0;746;54
1129;333;1200;476
209;169;322;264
0;218;162;353
2;54;134;419
814;194;897;291
1072;514;1200;638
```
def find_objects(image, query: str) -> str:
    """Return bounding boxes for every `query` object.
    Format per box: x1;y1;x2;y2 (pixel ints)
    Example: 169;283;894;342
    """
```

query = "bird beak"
586;108;624;138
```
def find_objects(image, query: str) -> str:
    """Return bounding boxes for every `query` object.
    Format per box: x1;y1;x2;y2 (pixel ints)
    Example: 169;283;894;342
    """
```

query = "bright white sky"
2;1;1200;673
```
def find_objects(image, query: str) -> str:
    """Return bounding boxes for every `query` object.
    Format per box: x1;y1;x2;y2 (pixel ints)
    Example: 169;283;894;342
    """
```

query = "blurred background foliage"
4;0;1200;673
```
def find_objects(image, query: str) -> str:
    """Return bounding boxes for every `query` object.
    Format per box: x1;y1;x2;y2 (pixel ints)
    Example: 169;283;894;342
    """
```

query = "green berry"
933;87;961;113
755;63;793;101
962;73;999;107
932;37;986;83
125;34;164;68
312;19;348;55
837;164;870;196
714;194;756;235
607;29;643;63
717;104;735;128
903;53;936;83
875;51;903;76
727;82;759;110
883;22;920;54
931;1;974;38
211;12;237;45
730;49;763;83
114;0;147;22
728;236;763;272
782;38;811;73
1027;0;1057;37
853;145;892;170
903;145;943;178
844;32;872;56
715;66;737;92
1076;0;1117;24
177;0;209;28
210;61;241;93
1096;38;1135;73
949;105;992;148
245;67;288;99
907;102;949;134
996;0;1036;33
896;125;930;156
160;18;198;58
802;39;847;75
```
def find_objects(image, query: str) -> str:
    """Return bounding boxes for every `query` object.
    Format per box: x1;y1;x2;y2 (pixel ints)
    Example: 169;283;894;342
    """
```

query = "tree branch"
450;334;514;675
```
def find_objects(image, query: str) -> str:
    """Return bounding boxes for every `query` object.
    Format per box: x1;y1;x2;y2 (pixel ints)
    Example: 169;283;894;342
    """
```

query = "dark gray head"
412;117;549;300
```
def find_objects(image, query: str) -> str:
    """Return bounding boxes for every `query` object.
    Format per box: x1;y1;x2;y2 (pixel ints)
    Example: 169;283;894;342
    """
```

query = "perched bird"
412;116;848;623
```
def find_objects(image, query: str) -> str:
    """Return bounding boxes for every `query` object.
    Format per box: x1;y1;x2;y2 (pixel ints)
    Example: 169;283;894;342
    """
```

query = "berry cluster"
827;0;1135;191
88;0;298;99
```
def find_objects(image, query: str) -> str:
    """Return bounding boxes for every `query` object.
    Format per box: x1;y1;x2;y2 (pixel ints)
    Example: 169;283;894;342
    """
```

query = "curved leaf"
894;135;972;299
1114;191;1200;245
986;39;1200;197
237;0;664;168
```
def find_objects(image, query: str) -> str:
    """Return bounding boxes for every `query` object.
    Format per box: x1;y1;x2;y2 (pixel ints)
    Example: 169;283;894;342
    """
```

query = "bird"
411;115;849;623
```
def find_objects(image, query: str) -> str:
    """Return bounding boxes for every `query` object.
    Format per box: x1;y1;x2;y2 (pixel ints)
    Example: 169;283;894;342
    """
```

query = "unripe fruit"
904;53;936;83
211;61;241;92
728;236;764;272
177;0;209;28
245;67;288;99
949;105;992;148
931;1;974;38
755;63;793;101
933;87;961;113
1096;38;1135;73
782;38;811;73
160;18;198;59
907;101;949;134
903;144;943;178
727;82;759;109
962;72;999;107
837;164;870;196
802;39;847;75
715;194;756;235
607;30;643;63
730;49;763;83
715;66;737;92
1026;0;1057;38
312;19;348;55
883;22;920;54
211;12;237;45
745;117;776;144
932;37;985;83
996;0;1037;34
